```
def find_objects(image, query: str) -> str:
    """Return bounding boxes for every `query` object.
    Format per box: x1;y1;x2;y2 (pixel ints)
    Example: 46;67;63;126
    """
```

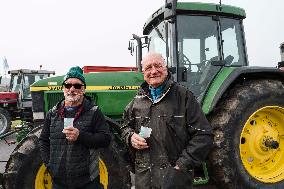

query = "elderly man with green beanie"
39;66;111;189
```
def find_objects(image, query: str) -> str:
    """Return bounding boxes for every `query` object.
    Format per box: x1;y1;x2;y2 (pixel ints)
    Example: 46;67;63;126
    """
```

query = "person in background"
39;66;111;189
122;53;213;189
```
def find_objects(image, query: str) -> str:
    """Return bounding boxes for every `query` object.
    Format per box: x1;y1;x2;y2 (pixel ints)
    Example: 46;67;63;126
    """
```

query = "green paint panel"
96;90;137;116
177;2;246;18
202;67;236;114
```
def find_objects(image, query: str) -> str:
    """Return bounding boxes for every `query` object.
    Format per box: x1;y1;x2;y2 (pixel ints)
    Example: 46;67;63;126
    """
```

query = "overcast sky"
0;0;283;75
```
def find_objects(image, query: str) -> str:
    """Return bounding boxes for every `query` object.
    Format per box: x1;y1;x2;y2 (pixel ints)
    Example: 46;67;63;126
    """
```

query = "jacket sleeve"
39;110;51;166
77;107;111;148
176;91;213;169
121;100;135;147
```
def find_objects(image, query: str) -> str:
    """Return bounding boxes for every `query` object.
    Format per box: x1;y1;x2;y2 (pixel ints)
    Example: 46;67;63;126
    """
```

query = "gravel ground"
0;133;17;189
0;133;17;173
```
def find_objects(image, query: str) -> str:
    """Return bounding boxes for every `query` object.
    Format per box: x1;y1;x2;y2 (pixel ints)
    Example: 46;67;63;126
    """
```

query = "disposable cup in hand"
64;118;74;128
139;126;152;138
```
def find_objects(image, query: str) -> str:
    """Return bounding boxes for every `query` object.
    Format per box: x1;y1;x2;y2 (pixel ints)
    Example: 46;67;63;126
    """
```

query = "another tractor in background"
0;69;55;135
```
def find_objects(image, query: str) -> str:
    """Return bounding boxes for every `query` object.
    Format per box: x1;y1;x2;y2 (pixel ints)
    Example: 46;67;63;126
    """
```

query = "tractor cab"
0;69;55;135
129;1;247;101
8;69;55;108
6;69;55;123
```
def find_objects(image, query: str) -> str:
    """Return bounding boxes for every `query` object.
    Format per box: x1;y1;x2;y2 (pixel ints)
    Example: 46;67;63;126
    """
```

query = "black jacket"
39;96;111;188
122;77;213;189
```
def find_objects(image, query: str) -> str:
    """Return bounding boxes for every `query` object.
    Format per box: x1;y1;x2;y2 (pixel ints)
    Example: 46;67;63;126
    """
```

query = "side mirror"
128;40;135;56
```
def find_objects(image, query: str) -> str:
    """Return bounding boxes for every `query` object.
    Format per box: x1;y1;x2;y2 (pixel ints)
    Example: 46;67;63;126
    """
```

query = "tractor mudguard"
202;66;284;115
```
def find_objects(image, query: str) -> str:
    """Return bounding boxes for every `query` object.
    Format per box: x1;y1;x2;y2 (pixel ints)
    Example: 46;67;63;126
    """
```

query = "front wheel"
0;108;11;135
209;79;284;189
3;127;131;189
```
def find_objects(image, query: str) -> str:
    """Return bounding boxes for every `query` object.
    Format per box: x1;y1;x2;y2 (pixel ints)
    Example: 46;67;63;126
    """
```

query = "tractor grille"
44;92;97;112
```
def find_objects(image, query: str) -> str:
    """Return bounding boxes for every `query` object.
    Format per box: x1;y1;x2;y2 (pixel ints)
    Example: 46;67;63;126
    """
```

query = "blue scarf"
149;82;166;103
65;106;79;112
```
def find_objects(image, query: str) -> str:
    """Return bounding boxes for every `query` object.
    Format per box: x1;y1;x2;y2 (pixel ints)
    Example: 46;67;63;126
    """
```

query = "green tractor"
3;1;284;189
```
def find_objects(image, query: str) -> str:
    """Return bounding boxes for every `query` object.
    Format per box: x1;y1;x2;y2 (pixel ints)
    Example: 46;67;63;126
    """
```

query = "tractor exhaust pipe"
132;34;143;72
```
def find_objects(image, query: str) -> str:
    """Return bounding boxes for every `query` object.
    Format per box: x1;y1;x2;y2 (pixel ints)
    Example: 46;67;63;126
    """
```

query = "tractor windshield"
148;21;174;67
10;73;50;99
148;20;176;74
23;74;50;99
176;15;247;100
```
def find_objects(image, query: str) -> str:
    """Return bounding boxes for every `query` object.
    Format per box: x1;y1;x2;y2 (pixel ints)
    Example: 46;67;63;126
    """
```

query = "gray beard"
64;94;82;102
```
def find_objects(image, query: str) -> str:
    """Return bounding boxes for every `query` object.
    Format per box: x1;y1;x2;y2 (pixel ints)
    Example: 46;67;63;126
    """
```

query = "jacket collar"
139;72;173;103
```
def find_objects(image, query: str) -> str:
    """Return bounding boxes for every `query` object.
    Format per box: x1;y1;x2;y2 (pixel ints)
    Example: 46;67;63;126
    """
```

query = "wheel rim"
35;164;52;189
99;158;108;189
35;158;108;188
0;113;7;133
240;106;284;183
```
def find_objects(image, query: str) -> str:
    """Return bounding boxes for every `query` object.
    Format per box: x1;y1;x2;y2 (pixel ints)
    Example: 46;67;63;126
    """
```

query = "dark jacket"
39;96;111;189
122;76;213;189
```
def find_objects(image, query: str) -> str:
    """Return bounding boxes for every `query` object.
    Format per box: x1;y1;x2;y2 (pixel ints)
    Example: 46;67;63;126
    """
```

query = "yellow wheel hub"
35;164;52;189
99;158;108;189
35;158;108;188
240;106;284;183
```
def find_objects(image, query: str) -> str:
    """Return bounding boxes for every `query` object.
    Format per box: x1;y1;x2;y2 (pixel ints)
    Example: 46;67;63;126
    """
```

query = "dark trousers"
53;176;103;189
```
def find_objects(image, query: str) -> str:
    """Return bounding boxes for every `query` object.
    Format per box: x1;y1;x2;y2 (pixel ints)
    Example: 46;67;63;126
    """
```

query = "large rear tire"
209;79;284;189
3;126;131;189
0;108;11;135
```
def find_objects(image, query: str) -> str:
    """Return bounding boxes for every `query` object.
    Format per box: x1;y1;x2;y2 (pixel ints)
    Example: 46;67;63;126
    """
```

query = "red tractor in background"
0;69;55;135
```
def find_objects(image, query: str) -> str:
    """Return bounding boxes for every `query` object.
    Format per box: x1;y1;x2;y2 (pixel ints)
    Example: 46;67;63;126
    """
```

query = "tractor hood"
31;71;144;117
31;71;144;92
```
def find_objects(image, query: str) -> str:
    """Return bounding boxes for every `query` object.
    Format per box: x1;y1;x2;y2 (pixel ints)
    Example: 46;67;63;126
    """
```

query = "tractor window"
177;15;220;99
221;18;247;66
148;22;167;60
147;20;176;76
10;75;21;92
23;74;50;99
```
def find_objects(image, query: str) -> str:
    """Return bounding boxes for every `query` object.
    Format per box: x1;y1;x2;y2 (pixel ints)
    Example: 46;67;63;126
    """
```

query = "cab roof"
143;2;246;34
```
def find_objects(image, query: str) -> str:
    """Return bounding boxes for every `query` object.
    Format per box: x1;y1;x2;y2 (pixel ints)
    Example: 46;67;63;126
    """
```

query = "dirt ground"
0;133;17;173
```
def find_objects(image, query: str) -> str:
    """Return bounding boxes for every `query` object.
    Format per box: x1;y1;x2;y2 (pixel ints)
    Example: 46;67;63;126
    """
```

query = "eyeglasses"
143;63;165;72
63;83;84;89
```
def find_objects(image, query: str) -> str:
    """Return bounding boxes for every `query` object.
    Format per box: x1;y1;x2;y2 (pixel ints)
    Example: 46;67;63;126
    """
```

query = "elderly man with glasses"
122;53;213;189
39;66;110;189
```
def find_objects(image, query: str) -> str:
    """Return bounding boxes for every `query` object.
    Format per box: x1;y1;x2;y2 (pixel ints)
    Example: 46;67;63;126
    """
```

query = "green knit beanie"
63;66;86;85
